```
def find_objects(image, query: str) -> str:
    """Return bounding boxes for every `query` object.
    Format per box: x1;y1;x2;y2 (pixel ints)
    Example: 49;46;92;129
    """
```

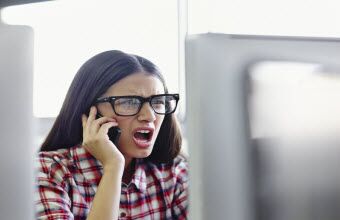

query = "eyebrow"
121;89;165;97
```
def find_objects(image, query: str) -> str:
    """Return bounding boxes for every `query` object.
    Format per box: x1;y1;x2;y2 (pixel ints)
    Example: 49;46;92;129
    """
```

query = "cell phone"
108;126;121;147
96;114;121;146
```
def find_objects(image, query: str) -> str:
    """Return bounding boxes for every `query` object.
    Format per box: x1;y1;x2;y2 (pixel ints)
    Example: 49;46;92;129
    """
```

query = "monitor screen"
185;33;340;220
249;61;340;220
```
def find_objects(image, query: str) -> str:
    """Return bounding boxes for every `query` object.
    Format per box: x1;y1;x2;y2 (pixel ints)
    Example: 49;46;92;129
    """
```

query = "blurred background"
2;0;340;147
1;0;340;219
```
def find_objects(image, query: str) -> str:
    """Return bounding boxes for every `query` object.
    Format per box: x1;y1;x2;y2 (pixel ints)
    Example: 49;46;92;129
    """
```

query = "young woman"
35;50;188;220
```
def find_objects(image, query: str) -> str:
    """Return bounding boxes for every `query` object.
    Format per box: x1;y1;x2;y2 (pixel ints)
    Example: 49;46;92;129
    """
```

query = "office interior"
1;0;340;219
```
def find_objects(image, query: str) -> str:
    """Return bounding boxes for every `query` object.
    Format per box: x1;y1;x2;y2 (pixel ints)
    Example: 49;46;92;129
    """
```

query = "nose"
137;102;156;122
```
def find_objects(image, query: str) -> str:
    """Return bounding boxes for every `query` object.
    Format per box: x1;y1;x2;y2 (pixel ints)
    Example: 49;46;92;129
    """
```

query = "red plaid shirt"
35;145;188;220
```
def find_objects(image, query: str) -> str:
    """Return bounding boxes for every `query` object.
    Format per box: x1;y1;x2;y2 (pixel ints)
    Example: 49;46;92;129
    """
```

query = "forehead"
104;72;165;97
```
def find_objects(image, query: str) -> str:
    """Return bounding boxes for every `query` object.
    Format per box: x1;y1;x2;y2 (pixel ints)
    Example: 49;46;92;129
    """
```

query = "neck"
122;157;135;184
124;156;133;169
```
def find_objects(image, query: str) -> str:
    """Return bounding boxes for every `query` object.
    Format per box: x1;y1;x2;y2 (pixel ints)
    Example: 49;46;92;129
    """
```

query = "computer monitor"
0;17;34;220
185;33;340;220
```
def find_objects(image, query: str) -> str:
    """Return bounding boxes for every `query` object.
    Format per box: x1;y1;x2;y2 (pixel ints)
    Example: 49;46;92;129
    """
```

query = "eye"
152;99;165;105
151;97;165;107
115;98;140;109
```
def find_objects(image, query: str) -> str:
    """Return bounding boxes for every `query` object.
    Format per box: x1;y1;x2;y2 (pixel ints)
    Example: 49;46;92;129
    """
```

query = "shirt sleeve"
35;152;74;220
171;156;189;220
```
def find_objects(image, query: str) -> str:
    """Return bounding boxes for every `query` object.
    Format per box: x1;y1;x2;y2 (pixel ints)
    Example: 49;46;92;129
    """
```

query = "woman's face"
97;72;165;163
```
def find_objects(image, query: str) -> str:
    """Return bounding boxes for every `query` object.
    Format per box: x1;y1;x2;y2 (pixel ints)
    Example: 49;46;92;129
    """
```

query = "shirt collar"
131;158;147;193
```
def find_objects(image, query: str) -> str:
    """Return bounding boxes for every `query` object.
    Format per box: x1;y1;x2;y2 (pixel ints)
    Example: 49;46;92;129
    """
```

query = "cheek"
154;117;165;135
97;103;114;117
115;117;133;136
115;116;132;131
116;118;134;148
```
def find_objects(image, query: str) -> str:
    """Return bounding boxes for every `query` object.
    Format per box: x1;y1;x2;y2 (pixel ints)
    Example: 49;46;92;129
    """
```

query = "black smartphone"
108;126;121;147
96;114;121;146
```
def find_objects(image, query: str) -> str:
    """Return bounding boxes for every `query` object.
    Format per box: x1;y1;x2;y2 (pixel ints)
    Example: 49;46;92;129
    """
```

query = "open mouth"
133;128;154;148
133;129;153;142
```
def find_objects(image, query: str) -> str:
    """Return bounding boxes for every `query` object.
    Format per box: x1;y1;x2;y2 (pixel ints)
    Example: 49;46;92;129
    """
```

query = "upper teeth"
138;130;150;133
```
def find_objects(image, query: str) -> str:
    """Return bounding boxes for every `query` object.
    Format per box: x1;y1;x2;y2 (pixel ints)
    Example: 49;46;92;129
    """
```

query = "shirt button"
120;212;127;217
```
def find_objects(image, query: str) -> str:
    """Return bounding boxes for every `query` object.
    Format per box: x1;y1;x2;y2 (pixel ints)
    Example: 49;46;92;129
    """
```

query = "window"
188;0;340;37
2;0;180;117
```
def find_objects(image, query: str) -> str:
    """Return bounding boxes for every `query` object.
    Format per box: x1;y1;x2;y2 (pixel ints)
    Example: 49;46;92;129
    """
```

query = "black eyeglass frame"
94;93;180;116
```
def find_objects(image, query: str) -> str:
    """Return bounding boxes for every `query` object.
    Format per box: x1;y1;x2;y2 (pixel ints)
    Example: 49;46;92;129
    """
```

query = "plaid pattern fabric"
35;145;188;220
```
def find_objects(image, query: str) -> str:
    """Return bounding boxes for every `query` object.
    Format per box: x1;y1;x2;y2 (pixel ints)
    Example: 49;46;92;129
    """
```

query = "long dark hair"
40;50;181;164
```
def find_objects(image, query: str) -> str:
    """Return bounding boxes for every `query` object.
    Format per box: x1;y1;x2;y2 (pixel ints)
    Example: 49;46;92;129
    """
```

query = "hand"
82;106;125;170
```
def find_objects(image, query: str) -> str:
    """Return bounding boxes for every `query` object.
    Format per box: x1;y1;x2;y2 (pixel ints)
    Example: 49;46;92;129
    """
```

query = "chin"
124;147;153;159
135;149;153;158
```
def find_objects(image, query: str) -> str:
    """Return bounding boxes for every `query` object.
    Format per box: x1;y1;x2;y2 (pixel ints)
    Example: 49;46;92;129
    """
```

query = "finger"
90;115;116;135
94;116;116;126
87;106;97;123
81;114;88;145
98;121;119;136
85;106;98;135
82;114;91;143
81;114;87;128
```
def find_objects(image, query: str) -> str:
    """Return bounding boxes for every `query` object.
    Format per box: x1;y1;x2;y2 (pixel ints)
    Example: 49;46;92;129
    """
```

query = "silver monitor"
185;33;340;220
0;16;34;220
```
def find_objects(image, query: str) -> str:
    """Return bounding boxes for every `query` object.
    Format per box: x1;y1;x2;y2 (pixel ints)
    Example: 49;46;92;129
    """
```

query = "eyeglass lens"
112;95;177;116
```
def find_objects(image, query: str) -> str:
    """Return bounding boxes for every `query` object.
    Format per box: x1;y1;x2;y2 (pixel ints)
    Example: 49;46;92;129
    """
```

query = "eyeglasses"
95;94;179;116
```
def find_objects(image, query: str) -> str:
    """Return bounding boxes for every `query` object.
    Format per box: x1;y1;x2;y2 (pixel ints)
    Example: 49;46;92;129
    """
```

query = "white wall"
188;0;340;37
